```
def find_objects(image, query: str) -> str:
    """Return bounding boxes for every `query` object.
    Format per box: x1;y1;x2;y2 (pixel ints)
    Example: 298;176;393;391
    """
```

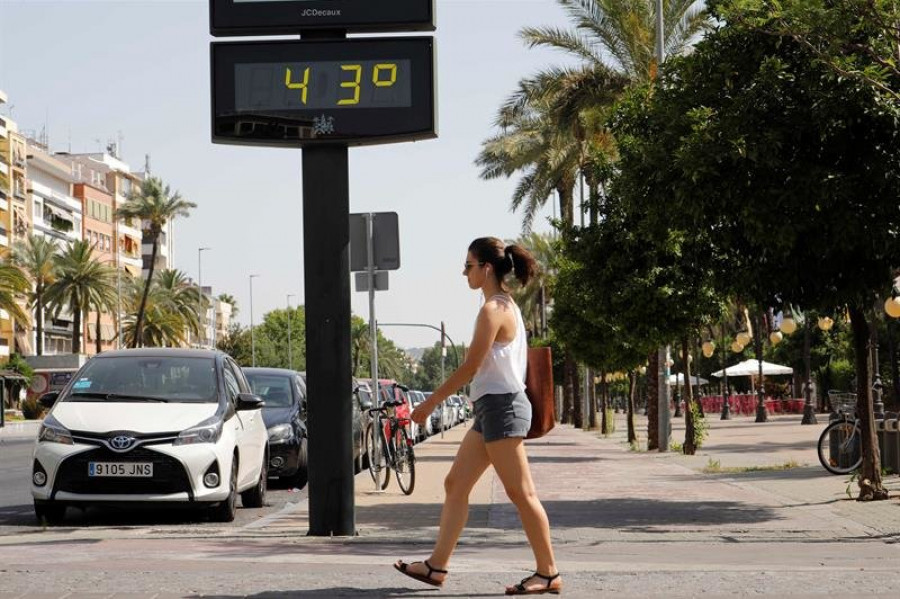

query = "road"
0;434;309;534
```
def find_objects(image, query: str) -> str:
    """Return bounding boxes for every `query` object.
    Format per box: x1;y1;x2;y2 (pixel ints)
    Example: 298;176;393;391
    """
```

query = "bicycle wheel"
817;419;862;475
365;422;390;490
393;426;416;495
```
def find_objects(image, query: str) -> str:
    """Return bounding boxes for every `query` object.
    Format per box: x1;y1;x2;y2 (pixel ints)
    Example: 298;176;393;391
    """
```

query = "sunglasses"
464;261;485;273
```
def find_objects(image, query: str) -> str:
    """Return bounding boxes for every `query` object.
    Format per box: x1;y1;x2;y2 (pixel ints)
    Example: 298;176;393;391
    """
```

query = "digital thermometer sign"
210;0;435;36
211;38;435;146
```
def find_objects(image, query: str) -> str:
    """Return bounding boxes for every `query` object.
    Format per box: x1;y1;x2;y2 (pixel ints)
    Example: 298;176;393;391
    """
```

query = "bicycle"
817;392;862;475
365;398;416;495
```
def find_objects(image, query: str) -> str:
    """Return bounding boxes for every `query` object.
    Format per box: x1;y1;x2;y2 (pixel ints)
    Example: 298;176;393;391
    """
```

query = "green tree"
721;0;900;101
217;293;238;317
217;322;253;365
117;177;196;347
613;3;900;495
155;269;206;340
44;241;115;355
11;235;58;356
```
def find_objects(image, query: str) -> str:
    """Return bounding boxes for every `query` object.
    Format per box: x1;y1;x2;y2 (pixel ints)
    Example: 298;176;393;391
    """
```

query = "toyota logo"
109;435;137;451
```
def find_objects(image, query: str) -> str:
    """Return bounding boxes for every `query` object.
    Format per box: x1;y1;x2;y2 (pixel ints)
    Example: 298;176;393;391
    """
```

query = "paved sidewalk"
0;420;41;440
0;413;898;597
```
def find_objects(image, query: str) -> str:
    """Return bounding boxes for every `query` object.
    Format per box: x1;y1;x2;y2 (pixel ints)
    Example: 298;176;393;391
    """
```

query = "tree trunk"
572;359;583;429
600;371;609;435
562;350;575;424
627;371;637;444
588;368;597;429
72;293;82;355
647;350;659;450
682;337;697;455
133;235;159;348
95;309;103;355
848;305;888;501
36;284;44;356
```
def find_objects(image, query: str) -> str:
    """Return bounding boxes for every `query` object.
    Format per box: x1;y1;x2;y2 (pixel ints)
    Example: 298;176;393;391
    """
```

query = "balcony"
119;254;143;272
0;226;8;248
118;220;142;240
0;338;9;357
0;123;7;139
0;160;7;177
0;196;7;212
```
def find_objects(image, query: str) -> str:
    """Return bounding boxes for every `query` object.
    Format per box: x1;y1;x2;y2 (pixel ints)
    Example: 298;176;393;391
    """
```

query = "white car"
31;348;269;524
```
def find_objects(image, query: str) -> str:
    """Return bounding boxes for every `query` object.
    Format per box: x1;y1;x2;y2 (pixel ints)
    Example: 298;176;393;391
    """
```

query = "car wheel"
241;453;268;508
293;441;309;490
211;458;238;522
34;501;66;525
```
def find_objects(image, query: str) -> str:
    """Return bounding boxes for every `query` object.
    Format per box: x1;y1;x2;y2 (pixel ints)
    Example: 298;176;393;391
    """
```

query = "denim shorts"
472;391;532;443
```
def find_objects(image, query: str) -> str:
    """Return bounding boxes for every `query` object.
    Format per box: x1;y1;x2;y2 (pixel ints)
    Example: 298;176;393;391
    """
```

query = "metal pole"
199;247;210;348
303;141;354;536
367;213;379;410
755;312;769;422
720;327;731;420
655;0;665;67
801;318;817;424
658;346;671;452
872;304;885;420
249;274;259;367
287;294;295;370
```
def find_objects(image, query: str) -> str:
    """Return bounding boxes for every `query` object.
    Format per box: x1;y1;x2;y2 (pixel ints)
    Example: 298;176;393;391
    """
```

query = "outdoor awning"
667;374;709;386
87;324;118;341
122;263;141;277
710;359;793;377
0;369;27;381
44;203;73;222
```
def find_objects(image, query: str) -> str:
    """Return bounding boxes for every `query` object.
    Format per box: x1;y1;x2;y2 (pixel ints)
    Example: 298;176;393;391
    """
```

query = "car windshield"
63;356;218;403
246;373;294;408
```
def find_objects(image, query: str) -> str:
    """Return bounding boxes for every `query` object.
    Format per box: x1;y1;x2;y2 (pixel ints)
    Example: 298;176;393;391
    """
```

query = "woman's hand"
411;398;438;425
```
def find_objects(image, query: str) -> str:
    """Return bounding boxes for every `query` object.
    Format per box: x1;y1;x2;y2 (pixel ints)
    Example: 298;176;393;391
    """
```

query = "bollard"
876;418;887;471
883;416;899;475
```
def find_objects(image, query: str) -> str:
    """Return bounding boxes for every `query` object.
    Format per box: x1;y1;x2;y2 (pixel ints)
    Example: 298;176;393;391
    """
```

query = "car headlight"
267;423;293;444
39;415;73;445
174;416;224;446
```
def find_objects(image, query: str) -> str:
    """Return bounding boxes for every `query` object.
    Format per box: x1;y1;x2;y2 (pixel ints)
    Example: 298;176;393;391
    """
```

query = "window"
223;367;240;403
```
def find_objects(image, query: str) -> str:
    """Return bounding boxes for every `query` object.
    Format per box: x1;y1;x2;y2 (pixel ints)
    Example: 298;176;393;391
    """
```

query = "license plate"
88;462;153;477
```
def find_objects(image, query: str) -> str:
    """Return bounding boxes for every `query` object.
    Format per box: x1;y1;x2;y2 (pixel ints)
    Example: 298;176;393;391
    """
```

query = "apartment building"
0;90;12;359
0;93;33;357
26;142;83;354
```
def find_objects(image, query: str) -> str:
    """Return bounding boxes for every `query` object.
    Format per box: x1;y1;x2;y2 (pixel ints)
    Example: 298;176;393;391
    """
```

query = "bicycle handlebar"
368;399;404;413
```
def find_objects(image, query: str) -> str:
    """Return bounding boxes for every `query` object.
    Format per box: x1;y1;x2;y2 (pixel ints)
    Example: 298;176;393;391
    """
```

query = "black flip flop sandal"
394;559;448;588
505;571;562;595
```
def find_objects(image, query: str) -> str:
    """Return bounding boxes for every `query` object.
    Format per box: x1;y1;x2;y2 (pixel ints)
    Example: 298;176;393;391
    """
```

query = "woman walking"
394;237;562;595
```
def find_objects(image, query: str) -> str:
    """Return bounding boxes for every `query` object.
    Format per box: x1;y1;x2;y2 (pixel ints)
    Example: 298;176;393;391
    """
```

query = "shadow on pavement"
195;588;440;598
352;498;783;530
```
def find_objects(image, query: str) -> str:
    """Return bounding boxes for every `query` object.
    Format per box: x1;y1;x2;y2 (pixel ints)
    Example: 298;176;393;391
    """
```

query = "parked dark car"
244;367;308;489
299;373;370;473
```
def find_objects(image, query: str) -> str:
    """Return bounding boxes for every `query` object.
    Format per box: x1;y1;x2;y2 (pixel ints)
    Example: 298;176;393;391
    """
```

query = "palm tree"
11;235;58;355
117;177;196;347
121;276;186;348
155;269;206;341
44;241;116;355
509;232;557;338
0;257;31;330
217;293;238;317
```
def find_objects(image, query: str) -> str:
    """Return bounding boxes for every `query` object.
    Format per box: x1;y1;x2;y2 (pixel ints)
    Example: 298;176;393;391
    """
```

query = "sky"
0;0;574;351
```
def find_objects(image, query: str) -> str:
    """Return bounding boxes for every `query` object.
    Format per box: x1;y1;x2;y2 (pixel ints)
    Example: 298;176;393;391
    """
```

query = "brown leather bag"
525;346;555;439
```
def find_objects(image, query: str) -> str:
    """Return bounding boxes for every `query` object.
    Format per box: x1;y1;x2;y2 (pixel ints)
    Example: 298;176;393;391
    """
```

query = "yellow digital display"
235;59;412;111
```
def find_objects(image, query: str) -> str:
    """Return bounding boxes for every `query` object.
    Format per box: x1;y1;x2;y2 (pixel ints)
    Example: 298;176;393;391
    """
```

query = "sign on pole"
349;212;400;271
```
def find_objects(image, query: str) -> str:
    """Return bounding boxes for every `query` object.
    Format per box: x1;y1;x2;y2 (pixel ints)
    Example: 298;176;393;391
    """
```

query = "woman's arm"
409;301;505;424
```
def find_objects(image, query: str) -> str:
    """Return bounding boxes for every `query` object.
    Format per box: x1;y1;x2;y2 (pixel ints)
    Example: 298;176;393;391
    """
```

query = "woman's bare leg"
396;427;491;582
485;437;561;592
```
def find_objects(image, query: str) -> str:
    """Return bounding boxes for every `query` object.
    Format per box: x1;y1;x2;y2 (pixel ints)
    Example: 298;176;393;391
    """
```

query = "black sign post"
210;1;435;537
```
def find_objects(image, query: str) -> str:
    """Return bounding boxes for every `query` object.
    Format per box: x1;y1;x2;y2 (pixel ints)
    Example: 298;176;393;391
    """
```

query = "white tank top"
470;295;527;401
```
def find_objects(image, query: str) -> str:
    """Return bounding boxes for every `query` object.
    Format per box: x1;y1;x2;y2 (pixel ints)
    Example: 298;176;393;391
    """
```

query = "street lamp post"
872;302;885;420
198;247;211;348
287;294;296;370
801;317;818;424
719;327;731;420
755;311;769;423
249;274;259;367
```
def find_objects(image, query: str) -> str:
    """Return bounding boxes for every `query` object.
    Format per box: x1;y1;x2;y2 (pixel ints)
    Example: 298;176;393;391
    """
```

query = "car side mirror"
236;393;265;411
39;392;60;408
